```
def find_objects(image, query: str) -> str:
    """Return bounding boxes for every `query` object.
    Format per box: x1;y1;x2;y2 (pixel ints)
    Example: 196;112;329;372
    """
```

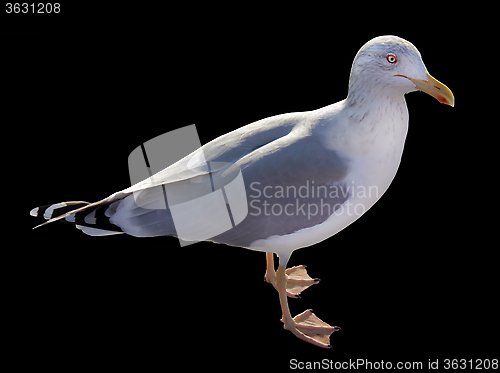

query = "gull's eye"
386;54;397;64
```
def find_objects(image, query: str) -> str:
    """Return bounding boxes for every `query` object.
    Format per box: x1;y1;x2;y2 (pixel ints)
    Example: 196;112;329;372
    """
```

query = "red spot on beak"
438;95;448;104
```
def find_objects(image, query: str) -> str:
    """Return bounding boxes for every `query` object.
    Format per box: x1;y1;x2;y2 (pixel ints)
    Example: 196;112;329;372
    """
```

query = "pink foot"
265;265;320;298
283;309;340;348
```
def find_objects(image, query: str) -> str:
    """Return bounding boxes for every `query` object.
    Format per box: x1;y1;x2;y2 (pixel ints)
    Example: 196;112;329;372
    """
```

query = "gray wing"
109;128;350;246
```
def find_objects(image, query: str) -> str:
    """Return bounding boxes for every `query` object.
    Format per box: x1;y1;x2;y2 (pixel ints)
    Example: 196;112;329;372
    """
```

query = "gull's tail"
30;199;125;236
30;189;180;238
30;201;90;222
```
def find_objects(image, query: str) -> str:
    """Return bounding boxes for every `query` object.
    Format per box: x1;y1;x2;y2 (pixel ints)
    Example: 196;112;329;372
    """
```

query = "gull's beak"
397;72;455;107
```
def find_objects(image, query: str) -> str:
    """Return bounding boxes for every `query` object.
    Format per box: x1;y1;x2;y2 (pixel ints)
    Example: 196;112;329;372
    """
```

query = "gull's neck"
322;83;410;165
344;81;408;131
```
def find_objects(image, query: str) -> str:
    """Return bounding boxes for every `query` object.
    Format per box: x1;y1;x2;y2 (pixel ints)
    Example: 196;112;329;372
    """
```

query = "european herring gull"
31;35;454;348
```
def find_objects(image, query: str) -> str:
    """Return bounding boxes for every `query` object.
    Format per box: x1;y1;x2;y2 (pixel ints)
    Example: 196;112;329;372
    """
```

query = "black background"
5;3;496;371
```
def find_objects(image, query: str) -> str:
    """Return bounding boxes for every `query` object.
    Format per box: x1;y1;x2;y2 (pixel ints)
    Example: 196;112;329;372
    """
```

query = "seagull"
31;35;454;348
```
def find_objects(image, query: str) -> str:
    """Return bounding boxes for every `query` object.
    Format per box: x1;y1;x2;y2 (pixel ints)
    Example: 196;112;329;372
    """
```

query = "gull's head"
349;35;454;107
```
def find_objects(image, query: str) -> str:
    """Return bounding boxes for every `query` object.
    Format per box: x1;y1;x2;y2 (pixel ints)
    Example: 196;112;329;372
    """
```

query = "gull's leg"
276;254;340;348
264;252;276;287
264;252;320;298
